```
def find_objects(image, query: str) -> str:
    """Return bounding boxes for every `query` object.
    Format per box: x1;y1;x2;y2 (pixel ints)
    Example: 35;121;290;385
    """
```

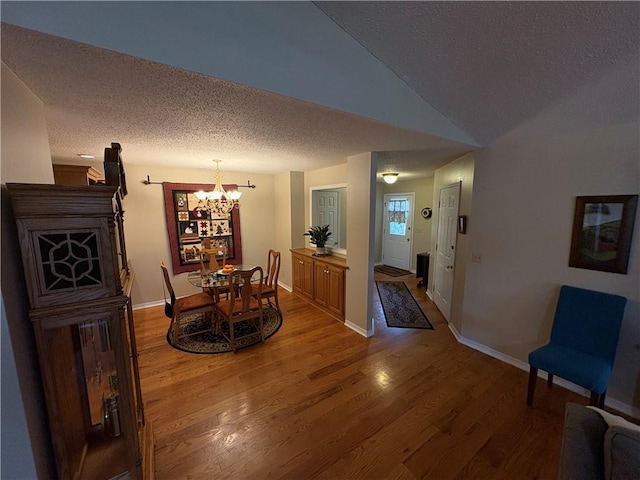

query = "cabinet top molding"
290;248;349;269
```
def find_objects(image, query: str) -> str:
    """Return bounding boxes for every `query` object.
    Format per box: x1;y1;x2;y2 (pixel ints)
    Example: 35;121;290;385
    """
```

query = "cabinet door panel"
326;266;345;318
314;262;328;307
301;258;314;299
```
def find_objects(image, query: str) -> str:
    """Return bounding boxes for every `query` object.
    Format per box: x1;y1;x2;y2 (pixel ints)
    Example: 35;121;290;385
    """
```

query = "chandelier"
194;160;242;218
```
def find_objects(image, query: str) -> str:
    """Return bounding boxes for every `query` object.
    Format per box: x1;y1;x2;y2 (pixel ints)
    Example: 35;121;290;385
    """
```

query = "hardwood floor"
135;272;585;479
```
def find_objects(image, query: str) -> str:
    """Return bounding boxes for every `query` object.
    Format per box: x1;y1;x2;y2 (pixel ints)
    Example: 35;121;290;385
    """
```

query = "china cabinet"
53;164;105;186
7;181;151;480
291;248;347;320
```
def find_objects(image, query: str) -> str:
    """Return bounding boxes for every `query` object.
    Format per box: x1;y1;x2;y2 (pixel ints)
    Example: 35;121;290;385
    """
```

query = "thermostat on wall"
421;207;432;219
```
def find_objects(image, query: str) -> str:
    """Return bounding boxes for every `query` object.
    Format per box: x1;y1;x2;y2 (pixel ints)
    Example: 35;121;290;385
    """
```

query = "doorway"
382;193;414;271
433;182;460;321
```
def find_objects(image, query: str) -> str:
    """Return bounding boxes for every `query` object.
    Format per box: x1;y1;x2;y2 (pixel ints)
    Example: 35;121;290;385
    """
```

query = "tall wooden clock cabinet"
7;147;151;479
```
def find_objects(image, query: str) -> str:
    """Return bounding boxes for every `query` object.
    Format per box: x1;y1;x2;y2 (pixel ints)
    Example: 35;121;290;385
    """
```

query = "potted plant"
304;224;332;255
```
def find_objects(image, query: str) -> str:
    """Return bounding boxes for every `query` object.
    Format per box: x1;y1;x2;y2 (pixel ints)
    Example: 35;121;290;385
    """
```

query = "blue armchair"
527;285;627;408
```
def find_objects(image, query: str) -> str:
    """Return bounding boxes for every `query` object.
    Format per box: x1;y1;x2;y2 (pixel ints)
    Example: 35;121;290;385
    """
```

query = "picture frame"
569;195;638;274
162;182;243;274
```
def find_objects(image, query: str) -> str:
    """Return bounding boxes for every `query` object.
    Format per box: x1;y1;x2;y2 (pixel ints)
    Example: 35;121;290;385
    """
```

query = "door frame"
432;182;461;322
382;192;415;271
309;183;347;255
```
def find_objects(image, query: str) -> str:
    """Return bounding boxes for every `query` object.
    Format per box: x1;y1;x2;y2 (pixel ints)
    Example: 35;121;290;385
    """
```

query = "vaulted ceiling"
2;2;637;179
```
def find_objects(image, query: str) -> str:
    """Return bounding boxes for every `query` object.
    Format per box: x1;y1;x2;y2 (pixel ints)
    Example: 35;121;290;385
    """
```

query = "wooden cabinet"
292;252;314;300
314;261;345;318
7;182;150;480
53;164;105;186
291;249;347;320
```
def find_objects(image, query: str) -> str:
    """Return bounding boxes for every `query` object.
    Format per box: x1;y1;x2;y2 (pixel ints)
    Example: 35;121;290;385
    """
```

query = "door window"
388;199;408;235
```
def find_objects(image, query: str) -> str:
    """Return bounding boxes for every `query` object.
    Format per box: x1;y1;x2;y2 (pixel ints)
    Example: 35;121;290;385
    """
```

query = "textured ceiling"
0;23;472;179
2;2;637;179
316;1;639;145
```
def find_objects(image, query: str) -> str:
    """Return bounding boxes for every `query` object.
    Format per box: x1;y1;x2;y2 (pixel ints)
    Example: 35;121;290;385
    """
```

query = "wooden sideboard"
291;248;347;321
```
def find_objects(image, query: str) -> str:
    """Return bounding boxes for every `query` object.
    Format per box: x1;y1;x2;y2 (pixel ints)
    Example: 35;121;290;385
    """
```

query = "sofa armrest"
605;425;640;480
558;403;607;480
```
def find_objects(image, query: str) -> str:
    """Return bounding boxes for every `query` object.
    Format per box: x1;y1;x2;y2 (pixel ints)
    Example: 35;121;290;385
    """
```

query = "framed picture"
569;195;638;274
162;182;243;274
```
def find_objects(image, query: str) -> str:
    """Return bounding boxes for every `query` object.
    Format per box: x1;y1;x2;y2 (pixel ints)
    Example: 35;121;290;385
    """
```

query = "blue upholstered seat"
527;285;626;408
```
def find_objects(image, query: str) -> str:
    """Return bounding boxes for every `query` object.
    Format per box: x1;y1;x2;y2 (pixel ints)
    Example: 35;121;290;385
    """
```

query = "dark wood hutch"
7;144;152;479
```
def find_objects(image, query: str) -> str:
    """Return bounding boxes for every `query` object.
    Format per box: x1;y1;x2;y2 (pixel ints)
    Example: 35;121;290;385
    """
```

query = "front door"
382;193;414;270
433;183;460;321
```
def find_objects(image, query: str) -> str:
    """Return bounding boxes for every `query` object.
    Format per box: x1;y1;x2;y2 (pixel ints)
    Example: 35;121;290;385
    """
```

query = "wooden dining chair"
199;247;227;272
199;247;230;298
213;266;264;352
251;249;281;311
160;262;216;341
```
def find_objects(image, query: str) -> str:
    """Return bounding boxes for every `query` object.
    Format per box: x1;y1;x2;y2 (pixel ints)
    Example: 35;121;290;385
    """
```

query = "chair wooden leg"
171;315;180;340
229;322;236;352
259;312;264;342
547;373;554;388
527;367;538;406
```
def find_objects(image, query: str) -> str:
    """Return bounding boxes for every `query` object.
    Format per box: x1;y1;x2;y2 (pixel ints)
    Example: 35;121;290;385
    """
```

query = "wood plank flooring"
134;273;586;479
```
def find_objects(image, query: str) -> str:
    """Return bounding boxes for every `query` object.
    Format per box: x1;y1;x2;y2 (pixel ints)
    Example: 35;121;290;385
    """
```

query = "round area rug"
167;306;283;354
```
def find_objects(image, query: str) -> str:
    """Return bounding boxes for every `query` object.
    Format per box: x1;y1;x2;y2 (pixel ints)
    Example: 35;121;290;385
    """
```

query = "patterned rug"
167;306;283;354
374;265;412;277
375;281;434;329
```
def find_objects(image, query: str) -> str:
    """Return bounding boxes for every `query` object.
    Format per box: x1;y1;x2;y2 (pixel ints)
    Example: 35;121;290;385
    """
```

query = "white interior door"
313;190;340;248
382;193;414;270
433;183;460;321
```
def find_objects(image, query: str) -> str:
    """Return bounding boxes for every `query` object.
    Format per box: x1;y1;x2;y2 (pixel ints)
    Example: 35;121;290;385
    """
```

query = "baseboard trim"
345;319;373;338
133;300;164;311
447;323;636;418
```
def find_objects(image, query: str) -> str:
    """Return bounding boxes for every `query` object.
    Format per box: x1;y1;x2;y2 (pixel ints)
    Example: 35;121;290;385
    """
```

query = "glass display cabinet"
7;181;151;480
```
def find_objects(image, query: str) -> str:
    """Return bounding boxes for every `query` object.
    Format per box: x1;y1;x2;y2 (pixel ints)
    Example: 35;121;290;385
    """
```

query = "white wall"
463;120;639;412
1;62;56;479
345;152;378;336
273;170;305;290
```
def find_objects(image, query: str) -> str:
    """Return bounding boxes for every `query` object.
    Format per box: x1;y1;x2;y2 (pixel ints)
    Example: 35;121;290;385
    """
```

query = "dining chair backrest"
160;262;176;307
230;266;263;312
265;250;281;289
200;247;227;271
550;285;627;364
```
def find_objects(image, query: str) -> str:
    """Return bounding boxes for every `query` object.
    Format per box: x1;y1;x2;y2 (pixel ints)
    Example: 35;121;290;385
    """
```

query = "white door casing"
382;193;414;271
313;190;340;248
433;183;460;321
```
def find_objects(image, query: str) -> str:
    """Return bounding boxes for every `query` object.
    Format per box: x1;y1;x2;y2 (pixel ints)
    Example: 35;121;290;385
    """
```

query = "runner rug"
167;306;283;354
375;281;434;329
374;265;412;277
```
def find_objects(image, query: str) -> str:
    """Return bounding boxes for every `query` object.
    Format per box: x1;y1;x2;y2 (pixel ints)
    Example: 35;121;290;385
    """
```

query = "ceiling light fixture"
77;154;95;159
382;172;399;184
194;160;242;218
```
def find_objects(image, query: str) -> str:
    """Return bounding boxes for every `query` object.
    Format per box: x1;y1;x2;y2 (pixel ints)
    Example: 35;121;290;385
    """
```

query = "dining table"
187;264;259;299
